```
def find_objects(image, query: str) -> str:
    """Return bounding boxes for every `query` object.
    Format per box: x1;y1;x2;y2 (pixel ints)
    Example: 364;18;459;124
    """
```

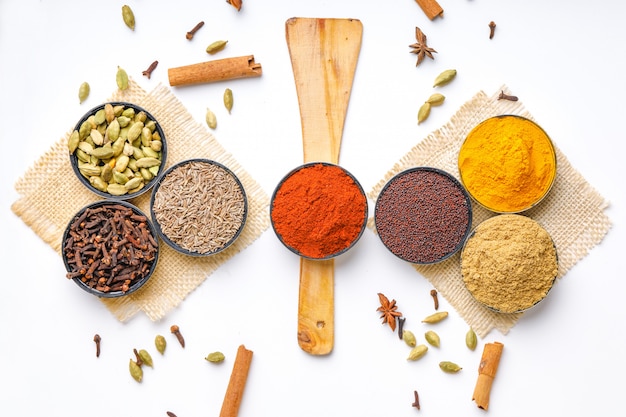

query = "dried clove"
186;21;204;40
93;334;101;357
142;60;159;79
430;289;439;310
166;412;178;417
170;325;185;348
489;21;496;39
133;348;144;367
498;90;519;101
412;390;421;410
398;317;406;340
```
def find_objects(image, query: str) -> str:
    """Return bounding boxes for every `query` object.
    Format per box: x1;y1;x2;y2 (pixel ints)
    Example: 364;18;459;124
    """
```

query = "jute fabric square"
11;79;270;322
367;86;612;337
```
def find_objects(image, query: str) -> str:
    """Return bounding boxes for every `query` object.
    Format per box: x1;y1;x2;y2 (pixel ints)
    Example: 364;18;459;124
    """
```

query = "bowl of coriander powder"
150;158;247;256
460;214;558;313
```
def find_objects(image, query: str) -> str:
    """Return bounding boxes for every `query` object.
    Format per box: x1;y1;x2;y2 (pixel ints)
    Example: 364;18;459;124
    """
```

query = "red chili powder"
271;163;367;259
374;168;471;264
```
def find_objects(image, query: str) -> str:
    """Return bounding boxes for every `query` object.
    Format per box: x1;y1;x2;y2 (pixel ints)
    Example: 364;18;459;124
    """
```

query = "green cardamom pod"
138;349;154;368
433;69;457;88
104;103;115;123
422;311;448;324
79;120;92;139
135;157;161;168
129;359;143;382
402;330;417;347
68;130;80;153
107;183;128;196
466;328;477;351
117;115;131;128
94;109;106;126
100;164;113;182
206;40;228;54
149;139;162;152
417;102;431;125
112;170;129;185
127;121;144;142
90;129;104;146
122;5;135;31
116;66;129;90
205;108;217;129
124;177;143;191
90;146;115;160
79;164;101;177
89;176;108;192
78;82;90;104
155;335;167;355
224;88;233;113
140;167;154;181
439;361;462;373
141;146;159;159
122;107;135;119
205;351;226;363
425;330;441;347
407;344;428;361
76;149;91;163
426;93;445;106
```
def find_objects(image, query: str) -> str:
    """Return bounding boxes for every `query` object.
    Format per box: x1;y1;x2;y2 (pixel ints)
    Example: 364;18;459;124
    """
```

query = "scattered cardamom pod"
129;359;143;382
68;130;80;153
78;82;90;104
422;311;448;324
407;344;428;361
424;330;440;347
466;328;477;351
439;361;462;373
206;40;228;54
224;88;233;113
205;351;226;363
155;335;167;354
433;69;457;87
426;93;445;106
116;66;129;90
205;108;217;129
402;330;417;347
138;349;154;368
122;5;135;31
417;102;431;124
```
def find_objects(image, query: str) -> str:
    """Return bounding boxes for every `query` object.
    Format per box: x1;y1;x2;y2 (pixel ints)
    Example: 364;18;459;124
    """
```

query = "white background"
1;1;624;416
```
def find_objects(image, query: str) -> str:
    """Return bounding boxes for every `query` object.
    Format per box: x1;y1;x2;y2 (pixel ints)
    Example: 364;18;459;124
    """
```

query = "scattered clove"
489;21;496;39
398;317;406;340
498;90;519;101
142;60;159;79
133;348;144;367
430;289;439;310
166;412;178;417
412;390;421;410
93;334;101;357
170;325;185;348
186;21;204;40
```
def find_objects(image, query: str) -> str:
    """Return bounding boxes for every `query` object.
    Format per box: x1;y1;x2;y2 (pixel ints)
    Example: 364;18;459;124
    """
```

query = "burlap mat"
11;78;270;322
367;86;612;337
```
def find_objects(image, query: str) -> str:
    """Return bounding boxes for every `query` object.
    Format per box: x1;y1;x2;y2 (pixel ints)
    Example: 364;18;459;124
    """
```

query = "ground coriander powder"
461;214;558;313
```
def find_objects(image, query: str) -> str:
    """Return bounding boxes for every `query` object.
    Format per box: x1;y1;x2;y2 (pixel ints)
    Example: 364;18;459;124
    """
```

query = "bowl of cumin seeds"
149;159;248;256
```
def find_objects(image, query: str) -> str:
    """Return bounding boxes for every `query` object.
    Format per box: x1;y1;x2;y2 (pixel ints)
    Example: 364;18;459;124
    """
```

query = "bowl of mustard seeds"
149;158;248;257
460;214;558;313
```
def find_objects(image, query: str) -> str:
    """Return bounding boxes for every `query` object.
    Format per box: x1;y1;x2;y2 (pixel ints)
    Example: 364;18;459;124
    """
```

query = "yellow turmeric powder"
458;115;556;213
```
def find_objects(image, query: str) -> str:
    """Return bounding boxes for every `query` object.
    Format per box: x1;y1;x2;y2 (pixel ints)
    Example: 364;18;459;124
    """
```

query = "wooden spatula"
285;17;363;355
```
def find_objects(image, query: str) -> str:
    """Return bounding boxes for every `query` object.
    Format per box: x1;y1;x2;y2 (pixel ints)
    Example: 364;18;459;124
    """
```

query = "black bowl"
69;102;167;200
374;166;473;265
61;200;160;298
150;159;248;257
270;162;368;260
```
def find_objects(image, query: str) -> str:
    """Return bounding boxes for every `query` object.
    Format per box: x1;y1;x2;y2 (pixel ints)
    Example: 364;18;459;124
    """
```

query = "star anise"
377;293;403;332
409;27;437;66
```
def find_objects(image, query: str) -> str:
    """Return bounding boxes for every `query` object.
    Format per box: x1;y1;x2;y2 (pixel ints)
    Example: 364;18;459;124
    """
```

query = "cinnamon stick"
219;344;254;417
472;341;504;410
414;0;444;20
168;55;262;87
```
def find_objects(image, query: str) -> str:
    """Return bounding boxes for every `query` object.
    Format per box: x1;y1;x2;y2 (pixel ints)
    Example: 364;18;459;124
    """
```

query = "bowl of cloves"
62;200;160;298
67;102;167;200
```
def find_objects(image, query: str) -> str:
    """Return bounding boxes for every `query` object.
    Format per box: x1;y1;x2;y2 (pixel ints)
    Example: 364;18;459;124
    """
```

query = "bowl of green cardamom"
67;102;168;200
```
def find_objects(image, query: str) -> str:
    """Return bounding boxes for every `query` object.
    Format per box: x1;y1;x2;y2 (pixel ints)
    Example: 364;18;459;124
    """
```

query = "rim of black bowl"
61;200;160;298
149;158;248;257
460;214;558;313
374;166;473;265
269;161;369;260
70;101;167;200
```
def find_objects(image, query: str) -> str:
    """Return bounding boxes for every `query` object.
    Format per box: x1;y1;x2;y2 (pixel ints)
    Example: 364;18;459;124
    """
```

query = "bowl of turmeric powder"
458;115;557;213
270;162;368;260
460;214;558;313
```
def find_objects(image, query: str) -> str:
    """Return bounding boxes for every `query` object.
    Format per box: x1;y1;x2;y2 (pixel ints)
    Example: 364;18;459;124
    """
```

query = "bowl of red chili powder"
270;162;368;260
374;167;472;264
62;200;160;298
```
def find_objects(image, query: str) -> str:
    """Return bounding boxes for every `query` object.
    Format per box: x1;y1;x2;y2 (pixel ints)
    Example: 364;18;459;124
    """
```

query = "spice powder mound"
151;160;246;255
270;163;367;259
461;214;558;313
374;167;471;264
